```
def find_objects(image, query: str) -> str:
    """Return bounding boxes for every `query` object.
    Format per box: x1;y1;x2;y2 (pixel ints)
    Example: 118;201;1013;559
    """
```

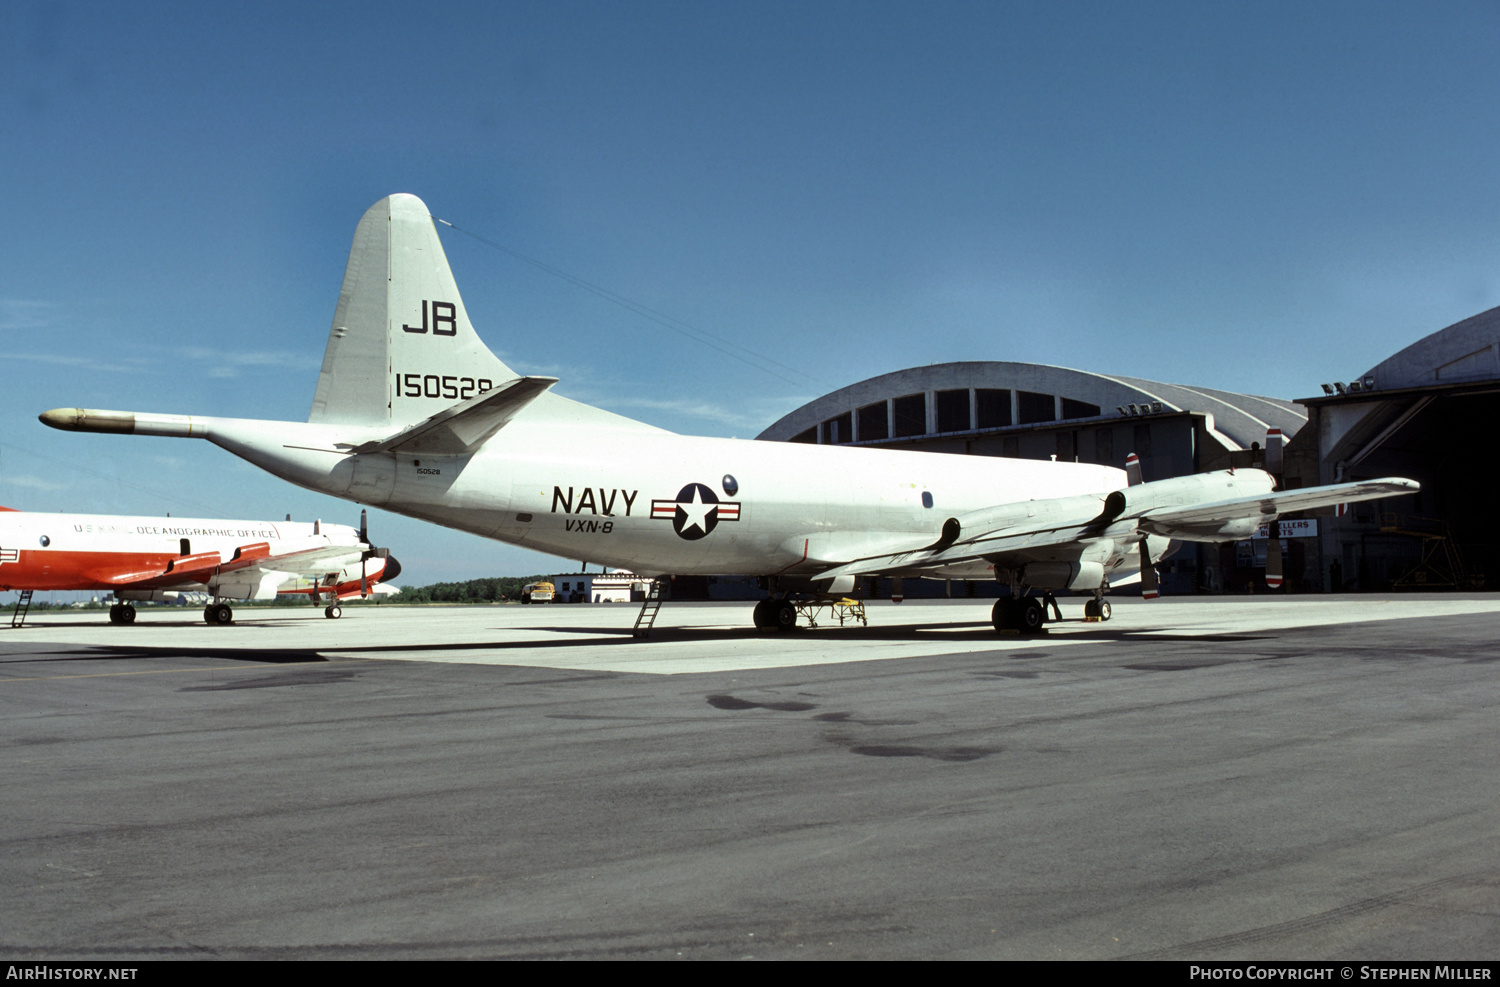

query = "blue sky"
4;0;1500;585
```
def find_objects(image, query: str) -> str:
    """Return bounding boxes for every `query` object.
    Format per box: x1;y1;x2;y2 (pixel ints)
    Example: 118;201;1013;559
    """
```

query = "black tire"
211;604;233;625
203;605;217;625
773;599;798;632
324;605;342;619
752;599;774;629
991;598;1018;632
1098;600;1112;621
1019;598;1046;634
122;604;135;625
109;604;122;624
1084;599;1100;618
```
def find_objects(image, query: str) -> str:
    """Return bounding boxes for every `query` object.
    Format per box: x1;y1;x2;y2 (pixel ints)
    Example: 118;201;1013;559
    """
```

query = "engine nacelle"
1102;469;1276;519
1101;469;1277;541
1019;561;1106;591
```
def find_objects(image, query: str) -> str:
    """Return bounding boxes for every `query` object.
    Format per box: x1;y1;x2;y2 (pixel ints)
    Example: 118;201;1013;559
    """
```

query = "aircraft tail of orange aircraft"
40;193;1416;634
0;507;399;625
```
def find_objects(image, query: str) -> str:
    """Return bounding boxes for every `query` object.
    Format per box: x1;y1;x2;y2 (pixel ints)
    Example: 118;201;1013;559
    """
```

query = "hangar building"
757;362;1308;594
756;305;1500;594
1293;305;1500;591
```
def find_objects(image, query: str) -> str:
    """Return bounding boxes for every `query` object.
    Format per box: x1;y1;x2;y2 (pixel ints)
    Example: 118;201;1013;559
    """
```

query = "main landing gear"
324;604;342;619
752;597;799;632
992;592;1113;634
108;603;136;625
992;597;1047;634
204;602;234;625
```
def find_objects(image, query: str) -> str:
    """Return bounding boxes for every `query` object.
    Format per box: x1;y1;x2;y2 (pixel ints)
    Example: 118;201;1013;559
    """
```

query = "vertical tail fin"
309;194;515;427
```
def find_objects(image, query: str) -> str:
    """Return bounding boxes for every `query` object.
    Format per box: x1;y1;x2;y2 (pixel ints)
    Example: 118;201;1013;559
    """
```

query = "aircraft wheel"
1098;600;1112;621
1019;598;1046;635
203;605;216;625
1084;599;1100;618
991;598;1018;633
122;604;136;625
109;604;122;624
751;599;771;628
207;603;233;625
772;599;798;632
324;605;342;619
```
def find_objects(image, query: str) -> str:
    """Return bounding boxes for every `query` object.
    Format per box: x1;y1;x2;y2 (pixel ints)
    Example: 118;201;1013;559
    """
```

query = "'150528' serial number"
395;373;494;400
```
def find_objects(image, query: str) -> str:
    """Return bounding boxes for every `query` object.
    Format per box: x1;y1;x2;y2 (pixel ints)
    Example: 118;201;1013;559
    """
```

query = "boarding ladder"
632;577;668;639
10;590;33;628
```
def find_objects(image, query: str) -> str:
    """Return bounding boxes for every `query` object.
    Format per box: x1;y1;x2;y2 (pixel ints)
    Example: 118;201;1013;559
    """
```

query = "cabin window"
180;539;191;556
921;491;934;508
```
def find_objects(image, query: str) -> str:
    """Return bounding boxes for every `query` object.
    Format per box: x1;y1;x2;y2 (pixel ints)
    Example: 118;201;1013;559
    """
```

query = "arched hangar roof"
1363;305;1500;390
757;361;1306;451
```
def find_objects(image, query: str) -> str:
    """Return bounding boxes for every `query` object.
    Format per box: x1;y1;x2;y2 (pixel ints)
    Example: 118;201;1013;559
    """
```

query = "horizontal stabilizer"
351;375;558;455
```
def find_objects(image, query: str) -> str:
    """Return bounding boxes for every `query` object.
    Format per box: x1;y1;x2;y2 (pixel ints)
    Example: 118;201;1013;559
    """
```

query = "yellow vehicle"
520;581;555;604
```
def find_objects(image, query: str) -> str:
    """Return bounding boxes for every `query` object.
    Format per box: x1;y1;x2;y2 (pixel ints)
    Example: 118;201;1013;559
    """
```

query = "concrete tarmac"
2;595;1499;960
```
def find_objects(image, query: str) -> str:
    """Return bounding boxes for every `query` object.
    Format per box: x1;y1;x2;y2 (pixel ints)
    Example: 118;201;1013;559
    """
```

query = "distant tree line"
392;576;552;605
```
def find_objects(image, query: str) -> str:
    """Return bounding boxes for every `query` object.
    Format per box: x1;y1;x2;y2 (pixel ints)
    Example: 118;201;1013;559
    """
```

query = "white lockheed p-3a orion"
43;195;1416;635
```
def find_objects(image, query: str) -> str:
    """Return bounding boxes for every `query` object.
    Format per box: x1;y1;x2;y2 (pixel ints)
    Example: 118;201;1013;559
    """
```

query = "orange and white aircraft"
0;507;399;625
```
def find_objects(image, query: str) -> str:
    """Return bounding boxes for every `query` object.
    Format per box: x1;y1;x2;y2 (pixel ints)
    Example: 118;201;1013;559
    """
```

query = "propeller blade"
1265;519;1283;589
1140;539;1159;600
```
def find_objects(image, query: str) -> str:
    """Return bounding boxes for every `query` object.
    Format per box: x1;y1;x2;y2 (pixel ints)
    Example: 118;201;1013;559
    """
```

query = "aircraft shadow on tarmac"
0;618;1280;668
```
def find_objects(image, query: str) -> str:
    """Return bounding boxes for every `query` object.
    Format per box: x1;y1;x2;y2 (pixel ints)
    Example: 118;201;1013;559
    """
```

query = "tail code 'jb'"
308;194;514;428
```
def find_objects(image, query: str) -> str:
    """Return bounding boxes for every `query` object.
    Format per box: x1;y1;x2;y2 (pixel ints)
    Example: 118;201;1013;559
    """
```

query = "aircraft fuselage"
198;412;1127;578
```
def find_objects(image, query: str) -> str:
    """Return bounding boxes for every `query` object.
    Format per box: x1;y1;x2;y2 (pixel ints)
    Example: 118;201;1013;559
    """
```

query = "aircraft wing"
1130;478;1417;536
814;473;1419;582
90;537;384;596
88;551;225;588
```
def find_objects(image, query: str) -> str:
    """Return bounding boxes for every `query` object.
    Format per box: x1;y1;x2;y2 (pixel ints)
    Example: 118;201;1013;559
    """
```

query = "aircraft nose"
381;555;402;583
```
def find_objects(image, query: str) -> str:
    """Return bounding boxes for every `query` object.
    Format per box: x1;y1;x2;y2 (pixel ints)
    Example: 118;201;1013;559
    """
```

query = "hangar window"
1133;422;1152;458
892;394;927;437
823;412;853;444
936;389;971;433
976;389;1011;429
857;402;889;441
791;427;817;444
1018;391;1055;424
1062;398;1101;420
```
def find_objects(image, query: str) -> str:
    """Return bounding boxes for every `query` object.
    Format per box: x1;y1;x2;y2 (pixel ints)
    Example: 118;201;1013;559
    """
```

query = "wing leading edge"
813;471;1418;582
